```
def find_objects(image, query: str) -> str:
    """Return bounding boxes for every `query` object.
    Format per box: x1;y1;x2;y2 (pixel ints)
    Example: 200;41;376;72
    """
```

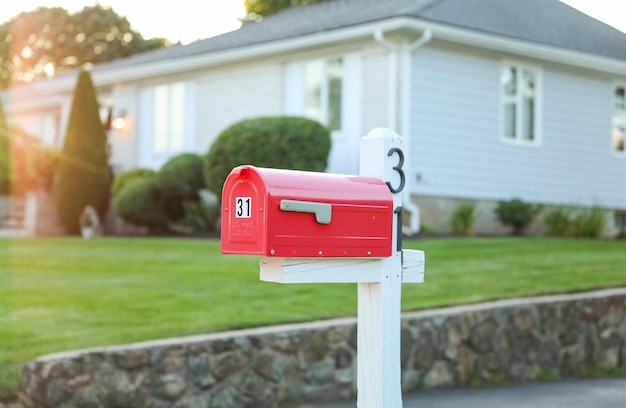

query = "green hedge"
204;116;331;198
111;168;156;198
113;178;169;231
157;153;206;221
157;153;205;201
112;154;210;232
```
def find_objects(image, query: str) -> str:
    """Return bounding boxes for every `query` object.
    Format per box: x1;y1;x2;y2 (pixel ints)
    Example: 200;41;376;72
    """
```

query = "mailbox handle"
280;200;332;224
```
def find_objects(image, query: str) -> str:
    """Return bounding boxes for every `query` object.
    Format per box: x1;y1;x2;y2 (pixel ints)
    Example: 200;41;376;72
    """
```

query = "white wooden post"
358;128;405;407
255;127;424;406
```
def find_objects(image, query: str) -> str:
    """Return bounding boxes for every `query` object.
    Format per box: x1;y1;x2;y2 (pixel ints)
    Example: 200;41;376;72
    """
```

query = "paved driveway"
302;378;626;408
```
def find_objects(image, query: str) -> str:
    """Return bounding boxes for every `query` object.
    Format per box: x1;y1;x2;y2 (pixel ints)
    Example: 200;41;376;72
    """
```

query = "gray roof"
96;0;626;71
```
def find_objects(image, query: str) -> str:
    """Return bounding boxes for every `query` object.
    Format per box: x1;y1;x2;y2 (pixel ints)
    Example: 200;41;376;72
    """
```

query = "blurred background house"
3;0;626;236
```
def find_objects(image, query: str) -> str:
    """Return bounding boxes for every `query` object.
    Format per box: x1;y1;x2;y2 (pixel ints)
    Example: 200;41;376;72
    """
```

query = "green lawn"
1;236;626;396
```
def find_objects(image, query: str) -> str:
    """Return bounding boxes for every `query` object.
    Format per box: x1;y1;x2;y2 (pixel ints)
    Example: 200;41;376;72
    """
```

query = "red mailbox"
221;165;393;257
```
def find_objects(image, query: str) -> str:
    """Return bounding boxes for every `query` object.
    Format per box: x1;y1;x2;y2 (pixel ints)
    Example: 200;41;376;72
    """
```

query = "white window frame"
612;82;626;157
499;60;543;147
289;56;343;131
138;80;195;169
284;53;362;175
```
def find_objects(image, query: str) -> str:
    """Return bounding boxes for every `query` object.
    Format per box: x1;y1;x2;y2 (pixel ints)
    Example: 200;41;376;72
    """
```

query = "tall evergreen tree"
55;70;110;234
0;96;9;195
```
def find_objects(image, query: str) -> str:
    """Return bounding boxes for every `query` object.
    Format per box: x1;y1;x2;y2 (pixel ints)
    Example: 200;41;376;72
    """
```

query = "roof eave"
406;19;626;76
30;16;626;93
34;18;414;93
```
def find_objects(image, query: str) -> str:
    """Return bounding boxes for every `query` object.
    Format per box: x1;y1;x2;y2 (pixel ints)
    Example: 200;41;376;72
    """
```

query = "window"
613;84;625;154
304;57;343;131
501;62;540;145
153;82;186;154
138;81;194;169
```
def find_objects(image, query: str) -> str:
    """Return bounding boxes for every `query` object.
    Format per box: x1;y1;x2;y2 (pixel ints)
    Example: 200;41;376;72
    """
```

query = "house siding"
361;45;391;134
196;61;284;154
410;44;626;211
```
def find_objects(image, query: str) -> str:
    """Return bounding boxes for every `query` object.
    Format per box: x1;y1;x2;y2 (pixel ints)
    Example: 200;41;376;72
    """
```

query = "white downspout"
374;29;399;132
375;28;432;235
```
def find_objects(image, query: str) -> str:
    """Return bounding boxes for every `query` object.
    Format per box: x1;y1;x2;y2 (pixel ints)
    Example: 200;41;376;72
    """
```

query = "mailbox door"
221;167;267;255
264;172;394;257
267;196;393;257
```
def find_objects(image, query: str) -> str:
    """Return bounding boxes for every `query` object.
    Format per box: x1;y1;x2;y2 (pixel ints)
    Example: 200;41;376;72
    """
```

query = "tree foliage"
0;5;167;89
243;0;328;21
55;70;111;234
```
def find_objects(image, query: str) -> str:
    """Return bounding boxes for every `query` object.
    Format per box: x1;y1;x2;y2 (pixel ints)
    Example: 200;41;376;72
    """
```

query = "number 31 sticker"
235;197;252;218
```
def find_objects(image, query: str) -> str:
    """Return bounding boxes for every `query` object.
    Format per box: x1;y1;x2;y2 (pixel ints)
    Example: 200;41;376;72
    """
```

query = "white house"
4;0;626;235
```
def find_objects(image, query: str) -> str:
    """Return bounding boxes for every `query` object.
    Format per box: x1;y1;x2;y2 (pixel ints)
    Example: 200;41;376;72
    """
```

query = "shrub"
112;155;213;234
4;127;60;196
111;168;156;197
544;207;572;236
450;201;477;236
55;70;111;234
570;206;605;238
157;153;205;220
155;153;206;225
204;116;331;198
113;178;169;231
180;189;219;233
157;153;205;200
543;205;606;238
494;198;542;235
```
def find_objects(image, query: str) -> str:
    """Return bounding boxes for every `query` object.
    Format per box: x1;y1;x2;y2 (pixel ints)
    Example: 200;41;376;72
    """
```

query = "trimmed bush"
113;178;169;231
450;201;477;236
157;153;217;232
157;153;205;200
494;198;542;235
180;189;219;233
55;70;111;234
204;116;331;198
156;152;206;222
111;168;156;197
112;155;212;234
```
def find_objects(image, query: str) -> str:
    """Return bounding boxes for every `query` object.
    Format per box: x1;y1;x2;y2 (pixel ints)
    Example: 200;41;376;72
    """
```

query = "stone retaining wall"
14;288;626;408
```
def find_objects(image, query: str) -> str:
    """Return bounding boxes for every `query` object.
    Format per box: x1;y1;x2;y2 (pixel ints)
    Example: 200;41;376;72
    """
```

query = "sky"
0;0;624;45
0;1;248;44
